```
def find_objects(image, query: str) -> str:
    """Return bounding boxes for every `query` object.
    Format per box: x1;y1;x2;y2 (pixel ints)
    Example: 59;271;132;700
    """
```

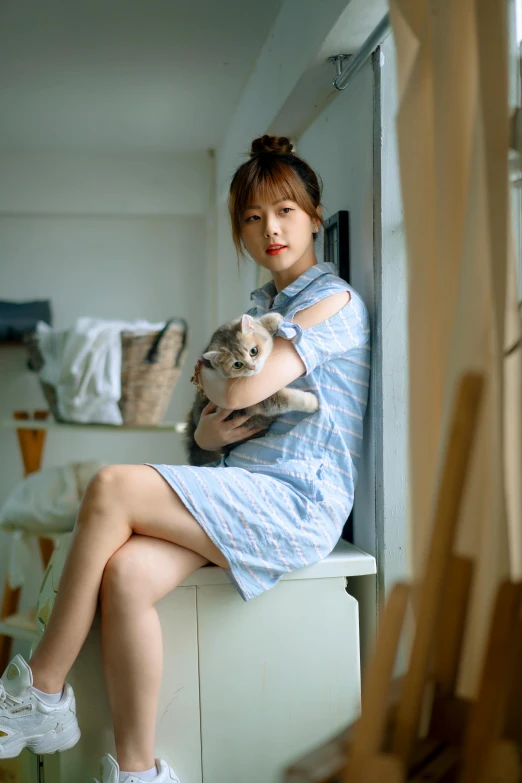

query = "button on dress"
147;263;371;601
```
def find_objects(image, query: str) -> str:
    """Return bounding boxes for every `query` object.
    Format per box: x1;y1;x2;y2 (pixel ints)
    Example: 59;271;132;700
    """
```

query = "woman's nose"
264;216;280;237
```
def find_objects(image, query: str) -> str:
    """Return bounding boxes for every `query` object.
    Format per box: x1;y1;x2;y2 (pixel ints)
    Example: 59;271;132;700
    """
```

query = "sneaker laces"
0;680;22;710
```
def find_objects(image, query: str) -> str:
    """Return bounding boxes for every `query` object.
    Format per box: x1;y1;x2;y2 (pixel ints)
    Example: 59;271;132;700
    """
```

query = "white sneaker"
93;753;181;782
0;654;81;758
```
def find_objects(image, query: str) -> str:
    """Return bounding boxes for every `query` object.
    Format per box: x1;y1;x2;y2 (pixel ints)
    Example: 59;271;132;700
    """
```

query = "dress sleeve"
276;294;370;377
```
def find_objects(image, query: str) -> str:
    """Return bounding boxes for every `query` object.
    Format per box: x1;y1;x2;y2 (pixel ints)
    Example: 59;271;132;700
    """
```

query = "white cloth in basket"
36;317;165;424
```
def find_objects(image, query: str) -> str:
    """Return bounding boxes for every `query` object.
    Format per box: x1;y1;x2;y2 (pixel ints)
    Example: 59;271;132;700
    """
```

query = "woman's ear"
313;205;323;234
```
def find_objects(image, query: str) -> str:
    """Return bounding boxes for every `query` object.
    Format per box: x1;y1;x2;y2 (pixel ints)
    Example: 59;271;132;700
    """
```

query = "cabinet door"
155;585;202;782
43;585;201;783
197;577;361;783
0;750;39;783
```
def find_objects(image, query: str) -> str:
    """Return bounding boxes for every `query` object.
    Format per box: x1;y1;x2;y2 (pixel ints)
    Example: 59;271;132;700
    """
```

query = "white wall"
215;0;354;199
0;153;213;215
214;200;258;325
375;37;409;597
297;59;376;559
0;152;213;658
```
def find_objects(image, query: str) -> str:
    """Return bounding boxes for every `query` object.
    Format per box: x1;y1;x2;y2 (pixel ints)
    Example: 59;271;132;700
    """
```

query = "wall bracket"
327;54;351;83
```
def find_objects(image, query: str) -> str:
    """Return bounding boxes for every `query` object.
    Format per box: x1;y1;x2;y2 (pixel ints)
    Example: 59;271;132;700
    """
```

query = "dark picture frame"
324;211;354;544
323;210;350;283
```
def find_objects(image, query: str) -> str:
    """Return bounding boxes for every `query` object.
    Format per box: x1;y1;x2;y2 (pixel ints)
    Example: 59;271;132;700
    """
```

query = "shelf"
0;607;39;643
1;418;187;433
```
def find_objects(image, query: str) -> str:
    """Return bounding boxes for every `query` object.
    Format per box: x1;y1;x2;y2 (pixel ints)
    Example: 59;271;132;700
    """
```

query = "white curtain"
390;0;522;696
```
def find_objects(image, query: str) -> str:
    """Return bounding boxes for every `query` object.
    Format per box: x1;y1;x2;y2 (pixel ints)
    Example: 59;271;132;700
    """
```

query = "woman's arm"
201;337;305;409
201;290;350;409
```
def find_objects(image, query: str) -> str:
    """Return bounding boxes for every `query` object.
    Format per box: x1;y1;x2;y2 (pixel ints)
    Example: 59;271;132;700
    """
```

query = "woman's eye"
280;207;292;214
233;361;243;369
245;215;259;223
250;347;258;356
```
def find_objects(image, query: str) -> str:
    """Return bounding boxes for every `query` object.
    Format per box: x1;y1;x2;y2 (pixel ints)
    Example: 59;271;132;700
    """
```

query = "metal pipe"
333;13;392;91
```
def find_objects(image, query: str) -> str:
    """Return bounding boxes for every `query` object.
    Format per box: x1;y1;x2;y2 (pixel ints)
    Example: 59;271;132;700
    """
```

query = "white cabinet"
197;579;361;783
40;542;375;783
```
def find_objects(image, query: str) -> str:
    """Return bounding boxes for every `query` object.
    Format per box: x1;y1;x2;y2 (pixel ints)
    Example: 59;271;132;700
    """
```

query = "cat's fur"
185;312;319;466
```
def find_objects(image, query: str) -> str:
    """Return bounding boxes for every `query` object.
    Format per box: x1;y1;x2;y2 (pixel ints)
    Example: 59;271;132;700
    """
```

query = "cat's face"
203;315;273;379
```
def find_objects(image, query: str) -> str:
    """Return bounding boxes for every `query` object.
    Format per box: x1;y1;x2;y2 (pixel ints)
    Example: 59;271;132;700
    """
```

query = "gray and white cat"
185;312;319;466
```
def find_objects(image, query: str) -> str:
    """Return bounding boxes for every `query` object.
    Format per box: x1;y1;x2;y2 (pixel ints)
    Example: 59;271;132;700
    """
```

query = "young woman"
0;135;370;782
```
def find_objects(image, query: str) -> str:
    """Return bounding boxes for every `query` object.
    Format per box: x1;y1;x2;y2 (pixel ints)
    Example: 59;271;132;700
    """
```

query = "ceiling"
270;0;389;140
0;0;285;154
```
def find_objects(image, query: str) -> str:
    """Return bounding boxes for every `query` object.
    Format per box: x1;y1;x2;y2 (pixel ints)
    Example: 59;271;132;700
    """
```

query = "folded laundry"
36;317;165;424
0;461;102;589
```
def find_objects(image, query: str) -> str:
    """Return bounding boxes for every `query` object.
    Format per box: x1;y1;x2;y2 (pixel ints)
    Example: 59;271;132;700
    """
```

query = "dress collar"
250;262;337;311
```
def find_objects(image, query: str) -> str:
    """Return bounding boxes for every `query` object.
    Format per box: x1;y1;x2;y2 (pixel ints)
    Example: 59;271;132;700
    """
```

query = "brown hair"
228;135;324;256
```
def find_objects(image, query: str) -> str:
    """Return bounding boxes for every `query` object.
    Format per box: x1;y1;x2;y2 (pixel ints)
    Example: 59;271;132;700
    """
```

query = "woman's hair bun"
250;135;294;157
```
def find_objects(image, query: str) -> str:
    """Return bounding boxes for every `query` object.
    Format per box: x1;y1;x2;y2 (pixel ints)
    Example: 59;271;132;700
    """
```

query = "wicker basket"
25;318;188;426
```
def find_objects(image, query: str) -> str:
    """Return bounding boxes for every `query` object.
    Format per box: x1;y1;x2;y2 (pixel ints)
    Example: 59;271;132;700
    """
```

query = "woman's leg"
29;465;228;693
100;535;206;772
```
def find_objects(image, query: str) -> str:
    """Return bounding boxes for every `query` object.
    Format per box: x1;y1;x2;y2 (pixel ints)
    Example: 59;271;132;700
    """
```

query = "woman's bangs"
245;162;312;216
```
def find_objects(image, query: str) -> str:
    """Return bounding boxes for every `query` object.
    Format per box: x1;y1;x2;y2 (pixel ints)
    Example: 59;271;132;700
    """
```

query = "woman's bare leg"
28;465;228;693
100;535;206;772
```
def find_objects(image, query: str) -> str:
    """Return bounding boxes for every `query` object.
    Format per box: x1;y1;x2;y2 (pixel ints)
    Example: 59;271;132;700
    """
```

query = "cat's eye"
250;347;258;356
233;361;243;369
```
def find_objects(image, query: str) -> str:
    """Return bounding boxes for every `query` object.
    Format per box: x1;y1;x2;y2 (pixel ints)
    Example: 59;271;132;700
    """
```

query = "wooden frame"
324;210;353;543
284;372;522;782
324;211;350;283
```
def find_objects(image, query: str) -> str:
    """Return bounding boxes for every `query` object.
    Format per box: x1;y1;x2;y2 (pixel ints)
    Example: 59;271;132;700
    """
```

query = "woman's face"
240;195;320;280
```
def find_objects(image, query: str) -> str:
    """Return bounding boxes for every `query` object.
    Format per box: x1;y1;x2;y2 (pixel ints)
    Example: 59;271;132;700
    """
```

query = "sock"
119;766;158;782
32;686;63;705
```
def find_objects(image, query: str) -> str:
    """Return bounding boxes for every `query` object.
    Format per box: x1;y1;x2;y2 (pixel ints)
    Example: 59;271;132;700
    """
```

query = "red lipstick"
266;244;287;256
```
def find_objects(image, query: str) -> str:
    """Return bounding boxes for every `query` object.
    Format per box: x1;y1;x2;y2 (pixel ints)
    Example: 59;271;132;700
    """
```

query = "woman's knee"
100;544;152;607
100;537;208;608
78;465;132;522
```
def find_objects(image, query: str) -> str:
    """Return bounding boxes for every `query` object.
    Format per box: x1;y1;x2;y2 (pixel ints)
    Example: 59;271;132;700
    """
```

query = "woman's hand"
194;402;266;452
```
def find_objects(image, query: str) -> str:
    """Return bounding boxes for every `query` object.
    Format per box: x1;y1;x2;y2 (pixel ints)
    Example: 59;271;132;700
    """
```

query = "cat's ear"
241;314;255;334
202;350;221;368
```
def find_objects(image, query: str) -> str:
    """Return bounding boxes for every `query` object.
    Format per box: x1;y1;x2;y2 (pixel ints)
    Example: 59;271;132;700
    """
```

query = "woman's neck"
272;250;318;293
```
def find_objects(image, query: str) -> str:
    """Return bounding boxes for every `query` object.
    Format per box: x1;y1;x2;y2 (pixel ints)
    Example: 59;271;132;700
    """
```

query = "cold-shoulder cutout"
292;290;350;330
276;290;370;377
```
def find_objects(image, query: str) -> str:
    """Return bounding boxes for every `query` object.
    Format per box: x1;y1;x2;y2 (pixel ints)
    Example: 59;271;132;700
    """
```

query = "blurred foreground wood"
284;373;522;783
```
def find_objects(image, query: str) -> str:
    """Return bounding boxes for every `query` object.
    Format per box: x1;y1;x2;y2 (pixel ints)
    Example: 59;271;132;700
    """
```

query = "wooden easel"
284;373;522;782
0;410;56;673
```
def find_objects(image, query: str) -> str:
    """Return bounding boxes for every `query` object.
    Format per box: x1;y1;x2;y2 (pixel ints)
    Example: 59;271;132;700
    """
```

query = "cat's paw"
301;392;319;413
260;312;284;334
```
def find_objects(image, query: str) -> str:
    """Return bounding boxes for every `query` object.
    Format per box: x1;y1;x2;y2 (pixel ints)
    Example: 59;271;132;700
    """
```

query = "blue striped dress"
148;262;371;601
